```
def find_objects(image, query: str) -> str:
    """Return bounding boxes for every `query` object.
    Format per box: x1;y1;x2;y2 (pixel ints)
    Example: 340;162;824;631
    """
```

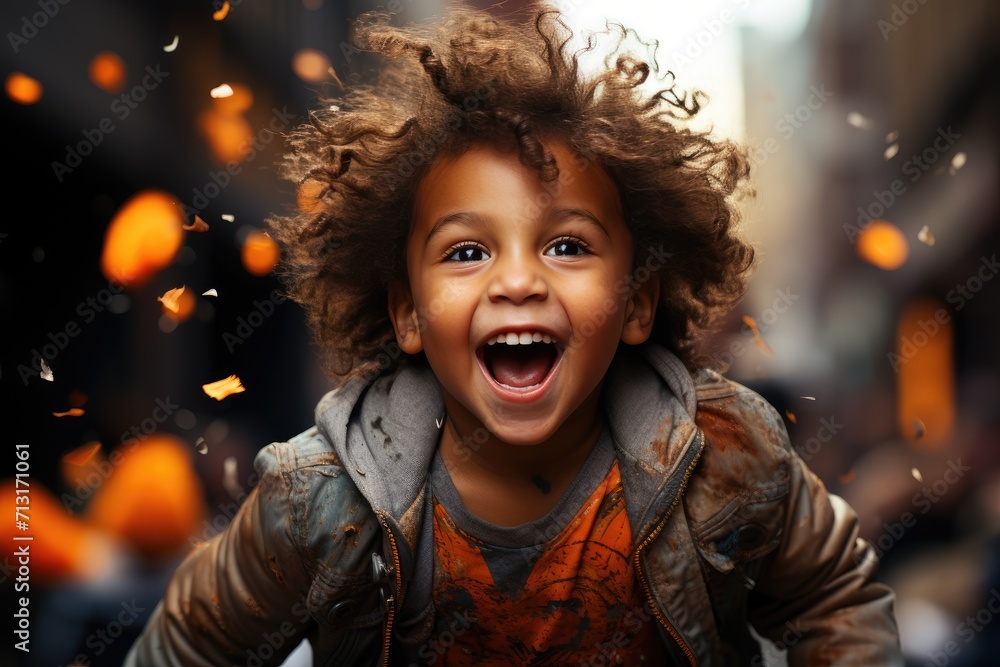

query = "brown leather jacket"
123;344;903;666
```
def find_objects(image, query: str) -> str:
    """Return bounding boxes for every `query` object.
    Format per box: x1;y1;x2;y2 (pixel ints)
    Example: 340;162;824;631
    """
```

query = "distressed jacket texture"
124;344;903;666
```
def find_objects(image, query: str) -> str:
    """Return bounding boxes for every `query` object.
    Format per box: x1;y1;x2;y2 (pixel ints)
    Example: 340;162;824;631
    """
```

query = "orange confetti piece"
785;410;797;424
212;1;230;20
838;469;857;485
202;374;245;401
62;442;103;466
183;215;210;232
158;286;186;313
327;65;345;90
53;408;85;417
742;315;774;356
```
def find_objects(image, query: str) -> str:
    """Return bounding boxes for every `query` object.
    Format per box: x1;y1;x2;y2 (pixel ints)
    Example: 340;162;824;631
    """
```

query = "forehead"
411;138;624;231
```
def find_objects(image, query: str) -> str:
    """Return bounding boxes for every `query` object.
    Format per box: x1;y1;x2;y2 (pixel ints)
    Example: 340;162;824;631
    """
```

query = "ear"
621;270;659;345
387;280;424;354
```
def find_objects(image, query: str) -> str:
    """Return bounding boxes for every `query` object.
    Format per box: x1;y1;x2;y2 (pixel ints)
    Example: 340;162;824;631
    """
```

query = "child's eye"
545;238;589;257
445;244;489;262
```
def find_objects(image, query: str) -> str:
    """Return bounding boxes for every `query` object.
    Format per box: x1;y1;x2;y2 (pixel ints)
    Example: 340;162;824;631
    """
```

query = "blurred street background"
0;0;998;665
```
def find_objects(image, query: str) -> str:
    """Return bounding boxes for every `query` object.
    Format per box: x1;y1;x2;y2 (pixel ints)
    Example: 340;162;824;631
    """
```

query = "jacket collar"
315;342;701;547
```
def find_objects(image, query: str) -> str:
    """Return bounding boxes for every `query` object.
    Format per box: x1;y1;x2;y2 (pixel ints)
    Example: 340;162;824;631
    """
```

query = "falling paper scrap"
195;437;208;455
40;359;54;381
158;286;186;313
801;396;816;401
213;1;230;20
202;288;218;297
52;408;85;417
951;152;967;171
327;66;345;90
163;35;179;52
210;83;234;99
62;441;102;466
202;374;245;400
912;467;923;483
838;469;858;485
183;215;210;232
883;143;899;160
918;225;936;246
885;130;899;143
785;410;797;424
221;214;235;223
742;315;774;356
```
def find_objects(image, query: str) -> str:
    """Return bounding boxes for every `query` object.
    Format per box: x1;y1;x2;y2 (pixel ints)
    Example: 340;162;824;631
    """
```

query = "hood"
314;342;703;542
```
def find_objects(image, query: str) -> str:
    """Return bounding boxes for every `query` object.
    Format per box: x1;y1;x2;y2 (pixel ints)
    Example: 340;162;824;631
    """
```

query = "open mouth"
478;333;562;390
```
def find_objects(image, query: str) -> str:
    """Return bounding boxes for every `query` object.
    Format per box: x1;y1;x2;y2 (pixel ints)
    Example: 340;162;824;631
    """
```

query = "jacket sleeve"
747;428;904;666
123;443;315;666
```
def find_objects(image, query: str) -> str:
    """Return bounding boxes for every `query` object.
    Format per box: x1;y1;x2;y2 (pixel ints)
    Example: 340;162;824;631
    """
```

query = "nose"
486;248;548;304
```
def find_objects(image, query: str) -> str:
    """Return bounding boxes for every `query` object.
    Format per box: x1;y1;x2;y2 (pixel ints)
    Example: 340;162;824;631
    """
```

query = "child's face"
389;138;658;447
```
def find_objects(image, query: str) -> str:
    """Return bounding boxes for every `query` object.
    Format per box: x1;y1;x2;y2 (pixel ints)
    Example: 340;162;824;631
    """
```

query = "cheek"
571;292;627;348
414;284;476;345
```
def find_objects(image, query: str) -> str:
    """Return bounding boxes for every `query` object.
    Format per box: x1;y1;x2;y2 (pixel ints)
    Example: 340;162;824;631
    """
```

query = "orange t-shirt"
422;431;666;666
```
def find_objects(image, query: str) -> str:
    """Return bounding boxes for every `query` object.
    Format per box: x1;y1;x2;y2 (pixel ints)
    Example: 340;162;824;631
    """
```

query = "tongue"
490;349;552;388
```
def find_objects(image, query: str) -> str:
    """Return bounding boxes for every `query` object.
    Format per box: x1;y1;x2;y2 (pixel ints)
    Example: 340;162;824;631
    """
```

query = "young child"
125;3;903;665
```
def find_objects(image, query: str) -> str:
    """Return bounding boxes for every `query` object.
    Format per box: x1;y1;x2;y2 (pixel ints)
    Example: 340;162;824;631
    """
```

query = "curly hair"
266;1;756;384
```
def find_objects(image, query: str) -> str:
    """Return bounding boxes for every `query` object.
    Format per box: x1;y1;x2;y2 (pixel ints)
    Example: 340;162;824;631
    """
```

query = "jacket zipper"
633;429;704;667
376;512;402;667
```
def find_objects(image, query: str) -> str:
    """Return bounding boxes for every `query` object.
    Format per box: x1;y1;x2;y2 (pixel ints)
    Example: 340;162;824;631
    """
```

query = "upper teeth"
486;332;553;346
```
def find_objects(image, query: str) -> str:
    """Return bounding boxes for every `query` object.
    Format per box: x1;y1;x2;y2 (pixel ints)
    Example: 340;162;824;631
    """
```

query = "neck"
437;388;605;490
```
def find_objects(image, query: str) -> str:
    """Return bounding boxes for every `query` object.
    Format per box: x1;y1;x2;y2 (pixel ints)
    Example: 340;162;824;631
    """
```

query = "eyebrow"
423;207;612;248
425;211;487;247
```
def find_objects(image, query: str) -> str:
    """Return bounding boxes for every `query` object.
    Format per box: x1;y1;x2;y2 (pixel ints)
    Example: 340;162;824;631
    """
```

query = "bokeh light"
293;48;333;83
5;71;43;105
856;220;910;270
88;50;127;94
896;297;955;448
241;229;281;276
100;189;186;287
85;434;205;562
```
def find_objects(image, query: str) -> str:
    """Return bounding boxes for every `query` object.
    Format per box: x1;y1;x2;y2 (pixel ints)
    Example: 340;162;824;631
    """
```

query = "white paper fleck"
917;225;936;246
210;83;234;99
